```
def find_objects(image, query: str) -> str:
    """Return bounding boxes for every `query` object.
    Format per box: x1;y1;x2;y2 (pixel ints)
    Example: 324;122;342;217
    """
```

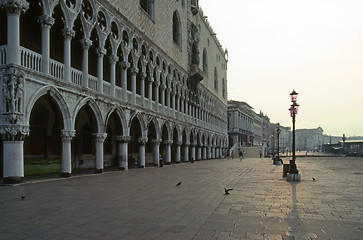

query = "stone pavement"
0;156;362;240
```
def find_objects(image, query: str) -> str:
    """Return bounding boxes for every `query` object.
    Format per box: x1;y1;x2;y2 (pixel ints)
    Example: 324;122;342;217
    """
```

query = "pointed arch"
72;97;103;132
172;10;182;47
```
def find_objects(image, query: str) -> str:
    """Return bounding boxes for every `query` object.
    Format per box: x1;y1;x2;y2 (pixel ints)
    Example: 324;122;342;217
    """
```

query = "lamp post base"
287;173;301;181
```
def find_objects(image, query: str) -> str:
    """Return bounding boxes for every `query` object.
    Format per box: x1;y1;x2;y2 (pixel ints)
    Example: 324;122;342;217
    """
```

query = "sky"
199;0;363;137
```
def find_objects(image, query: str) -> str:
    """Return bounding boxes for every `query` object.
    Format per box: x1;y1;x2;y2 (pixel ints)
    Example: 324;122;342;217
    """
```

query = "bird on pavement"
21;196;26;200
224;188;233;195
312;177;316;181
176;181;182;186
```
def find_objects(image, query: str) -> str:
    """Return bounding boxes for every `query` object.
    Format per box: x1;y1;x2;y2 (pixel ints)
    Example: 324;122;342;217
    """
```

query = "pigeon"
176;181;182;186
21;196;26;200
312;177;316;181
224;188;233;195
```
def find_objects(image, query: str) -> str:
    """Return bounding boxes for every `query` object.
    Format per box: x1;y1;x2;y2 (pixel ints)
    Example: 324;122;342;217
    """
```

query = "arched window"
214;68;218;91
140;0;155;20
222;78;226;98
203;48;208;76
173;11;182;47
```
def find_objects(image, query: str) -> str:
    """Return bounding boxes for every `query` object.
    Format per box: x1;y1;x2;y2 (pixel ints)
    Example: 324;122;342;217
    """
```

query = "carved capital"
38;15;54;28
61;130;76;141
147;77;154;83
163;140;173;145
117;135;131;143
130;67;139;74
120;61;130;69
151;139;162;144
79;38;92;50
93;133;107;142
1;0;29;15
96;47;107;57
108;55;119;64
0;124;29;141
138;137;148;144
62;28;75;39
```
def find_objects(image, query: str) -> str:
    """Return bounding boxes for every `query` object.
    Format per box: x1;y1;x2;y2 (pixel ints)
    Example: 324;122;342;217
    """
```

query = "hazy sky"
199;0;363;137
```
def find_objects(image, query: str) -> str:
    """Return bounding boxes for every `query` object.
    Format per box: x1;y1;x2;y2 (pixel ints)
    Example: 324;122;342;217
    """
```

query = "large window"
214;68;218;91
173;11;182;47
140;0;155;20
203;48;208;76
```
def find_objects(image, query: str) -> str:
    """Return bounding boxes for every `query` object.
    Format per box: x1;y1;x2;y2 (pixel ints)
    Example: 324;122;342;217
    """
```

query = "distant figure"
176;181;182;186
159;154;163;167
239;150;243;161
231;150;234;159
259;149;262;158
312;177;316;182
224;188;233;195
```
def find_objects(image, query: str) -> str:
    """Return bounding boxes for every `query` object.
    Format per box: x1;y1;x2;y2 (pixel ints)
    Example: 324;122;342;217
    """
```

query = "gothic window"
222;78;226;99
140;0;155;20
203;48;208;76
214;67;218;92
173;11;182;47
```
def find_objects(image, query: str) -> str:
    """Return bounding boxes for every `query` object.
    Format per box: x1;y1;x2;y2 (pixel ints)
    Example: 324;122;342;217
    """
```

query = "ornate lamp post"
288;90;301;181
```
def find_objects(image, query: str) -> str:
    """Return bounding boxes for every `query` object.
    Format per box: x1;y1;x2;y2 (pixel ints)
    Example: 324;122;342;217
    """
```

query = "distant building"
295;127;324;151
253;114;262;146
227;100;254;148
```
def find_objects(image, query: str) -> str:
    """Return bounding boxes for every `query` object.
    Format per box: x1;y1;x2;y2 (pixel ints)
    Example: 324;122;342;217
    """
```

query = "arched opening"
73;104;98;171
172;11;181;47
0;6;7;45
127;53;133;91
89;28;99;79
20;0;42;54
103;36;112;83
136;59;142;95
152;69;157;101
50;4;65;63
172;127;178;163
190;131;195;161
222;78;226;99
24;95;64;176
129;117;142;168
196;133;201;160
182;129;187;162
147;120;157;166
71;16;83;72
104;111;123;168
203;48;208;75
116;44;124;88
214;67;218;91
145;64;151;99
160;124;169;164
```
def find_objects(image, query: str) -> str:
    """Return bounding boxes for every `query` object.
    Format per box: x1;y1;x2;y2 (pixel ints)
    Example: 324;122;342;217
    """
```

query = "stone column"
164;140;172;165
138;137;147;168
190;143;196;162
183;142;189;162
93;133;107;173
80;38;92;88
39;15;54;74
1;124;29;184
2;0;29;65
166;89;171;113
208;145;212;159
160;84;166;107
148;77;154;109
197;144;202;160
63;28;75;82
213;145;216;159
117;135;130;170
120;61;130;101
151;139;161;166
175;141;181;163
96;47;106;93
203;145;207;160
154;81;160;110
140;72;146;106
60;130;75;177
109;55;119;97
171;90;176;117
130;67;138;104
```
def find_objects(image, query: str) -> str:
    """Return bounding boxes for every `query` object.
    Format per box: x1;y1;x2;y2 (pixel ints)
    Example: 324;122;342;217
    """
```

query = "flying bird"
312;177;316;181
21;196;26;200
224;188;233;195
176;181;182;186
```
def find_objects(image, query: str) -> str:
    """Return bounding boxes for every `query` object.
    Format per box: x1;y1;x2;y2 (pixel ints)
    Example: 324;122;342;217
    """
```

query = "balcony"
189;64;204;84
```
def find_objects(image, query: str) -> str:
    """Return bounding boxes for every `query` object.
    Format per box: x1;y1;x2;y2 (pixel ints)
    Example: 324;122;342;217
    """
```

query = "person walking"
239;150;243;161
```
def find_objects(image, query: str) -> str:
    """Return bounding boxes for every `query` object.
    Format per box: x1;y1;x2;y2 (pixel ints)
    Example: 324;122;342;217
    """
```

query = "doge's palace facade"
0;0;228;183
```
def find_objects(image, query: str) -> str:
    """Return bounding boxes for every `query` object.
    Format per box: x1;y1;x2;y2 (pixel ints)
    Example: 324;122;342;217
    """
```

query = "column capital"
108;55;119;64
163;140;173;145
154;81;161;87
0;124;29;141
175;141;182;146
62;28;75;40
120;61;130;69
61;130;76;141
151;139;162;144
184;141;190;146
138;137;148;144
96;47;107;57
147;76;154;83
93;133;107;142
130;67;139;74
80;38;92;50
1;0;29;15
38;15;54;28
117;135;131;143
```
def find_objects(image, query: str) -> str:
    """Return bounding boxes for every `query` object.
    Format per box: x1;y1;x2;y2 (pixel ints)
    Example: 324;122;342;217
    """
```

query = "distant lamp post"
271;134;275;159
288;90;301;181
276;123;281;164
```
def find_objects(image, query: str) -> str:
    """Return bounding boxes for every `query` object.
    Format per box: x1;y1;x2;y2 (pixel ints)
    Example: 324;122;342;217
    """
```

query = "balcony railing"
49;59;64;80
20;46;42;72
